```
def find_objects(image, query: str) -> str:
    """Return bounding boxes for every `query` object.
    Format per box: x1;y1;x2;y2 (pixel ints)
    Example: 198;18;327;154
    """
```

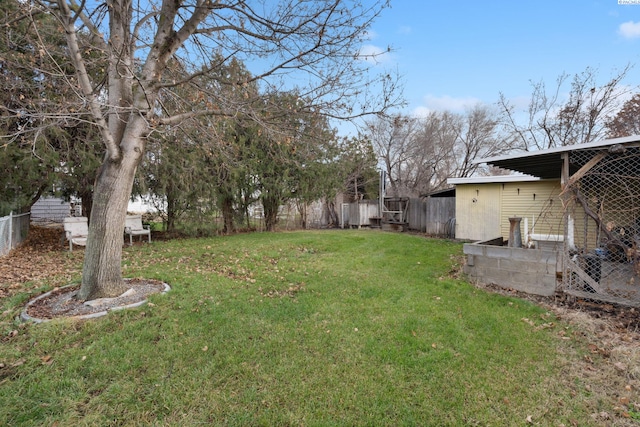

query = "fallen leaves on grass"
471;281;640;425
0;226;82;298
258;283;305;298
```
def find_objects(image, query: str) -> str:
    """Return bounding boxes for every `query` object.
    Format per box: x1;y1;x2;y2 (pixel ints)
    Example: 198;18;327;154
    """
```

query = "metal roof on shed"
474;135;640;179
447;175;540;185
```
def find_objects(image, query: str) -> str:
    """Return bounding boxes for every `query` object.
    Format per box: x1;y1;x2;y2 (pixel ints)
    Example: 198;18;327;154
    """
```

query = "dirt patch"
22;278;168;321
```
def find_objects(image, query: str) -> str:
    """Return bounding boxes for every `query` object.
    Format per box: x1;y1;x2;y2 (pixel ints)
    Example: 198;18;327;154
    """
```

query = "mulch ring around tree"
21;278;170;323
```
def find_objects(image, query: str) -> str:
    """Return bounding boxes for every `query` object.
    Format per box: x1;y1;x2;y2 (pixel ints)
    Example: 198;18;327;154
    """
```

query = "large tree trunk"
263;194;280;232
221;195;236;234
79;189;93;222
324;199;339;227
297;201;308;230
77;137;143;300
166;191;179;233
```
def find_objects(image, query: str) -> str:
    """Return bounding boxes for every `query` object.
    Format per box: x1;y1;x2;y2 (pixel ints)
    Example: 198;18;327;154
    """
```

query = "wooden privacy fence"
344;197;455;238
407;197;455;237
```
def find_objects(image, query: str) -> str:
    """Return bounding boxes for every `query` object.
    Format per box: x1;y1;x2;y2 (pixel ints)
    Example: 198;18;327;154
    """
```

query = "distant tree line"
366;65;640;197
2;0;639;229
0;0;380;228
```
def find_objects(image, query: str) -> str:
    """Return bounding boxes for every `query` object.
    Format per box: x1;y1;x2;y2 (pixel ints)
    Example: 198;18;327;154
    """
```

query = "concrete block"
473;256;500;270
499;259;542;274
485;246;512;259
482;267;513;286
463;244;485;256
509;248;539;261
467;241;561;296
555;252;564;273
540;274;559;289
510;273;557;296
539;250;559;264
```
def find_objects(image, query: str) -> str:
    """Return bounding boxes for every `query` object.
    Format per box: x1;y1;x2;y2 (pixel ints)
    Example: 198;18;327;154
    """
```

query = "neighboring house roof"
473;135;640;179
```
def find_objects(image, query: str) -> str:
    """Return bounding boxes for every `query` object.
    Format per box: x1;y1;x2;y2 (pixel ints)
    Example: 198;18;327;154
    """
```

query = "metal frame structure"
477;135;640;307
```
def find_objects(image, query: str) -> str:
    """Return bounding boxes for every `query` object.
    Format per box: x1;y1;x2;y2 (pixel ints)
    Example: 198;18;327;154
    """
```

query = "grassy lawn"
0;230;613;425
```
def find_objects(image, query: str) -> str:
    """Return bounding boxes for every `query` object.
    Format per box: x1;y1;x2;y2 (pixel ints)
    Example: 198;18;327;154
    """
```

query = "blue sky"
364;0;640;116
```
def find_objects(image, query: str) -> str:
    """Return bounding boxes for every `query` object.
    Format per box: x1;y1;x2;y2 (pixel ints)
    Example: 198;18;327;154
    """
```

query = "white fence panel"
31;197;78;223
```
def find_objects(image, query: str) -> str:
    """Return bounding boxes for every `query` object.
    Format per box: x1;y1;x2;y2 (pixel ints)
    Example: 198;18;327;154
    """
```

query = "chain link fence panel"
562;145;640;307
0;212;30;257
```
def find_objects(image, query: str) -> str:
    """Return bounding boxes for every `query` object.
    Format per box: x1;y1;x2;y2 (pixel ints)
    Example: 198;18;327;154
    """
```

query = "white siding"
31;197;78;222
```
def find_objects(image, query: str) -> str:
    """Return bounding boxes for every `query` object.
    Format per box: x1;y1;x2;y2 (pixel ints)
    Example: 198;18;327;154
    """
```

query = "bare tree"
367;114;420;196
368;106;507;197
453;104;514;178
409;111;459;194
498;65;635;151
2;0;401;299
607;93;640;138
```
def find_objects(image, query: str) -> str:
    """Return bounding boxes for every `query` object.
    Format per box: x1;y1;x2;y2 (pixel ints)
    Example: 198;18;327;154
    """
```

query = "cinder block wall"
463;241;560;296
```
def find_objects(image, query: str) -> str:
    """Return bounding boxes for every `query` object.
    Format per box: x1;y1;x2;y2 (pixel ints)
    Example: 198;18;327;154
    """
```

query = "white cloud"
357;44;391;64
414;94;482;115
504;95;530;111
362;29;378;40
411;106;432;118
398;26;412;35
618;21;640;39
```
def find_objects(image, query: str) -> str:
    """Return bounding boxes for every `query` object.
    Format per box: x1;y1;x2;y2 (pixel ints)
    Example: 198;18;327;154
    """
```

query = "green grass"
0;230;595;425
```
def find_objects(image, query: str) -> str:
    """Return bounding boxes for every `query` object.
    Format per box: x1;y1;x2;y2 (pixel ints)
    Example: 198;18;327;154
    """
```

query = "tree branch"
55;0;119;161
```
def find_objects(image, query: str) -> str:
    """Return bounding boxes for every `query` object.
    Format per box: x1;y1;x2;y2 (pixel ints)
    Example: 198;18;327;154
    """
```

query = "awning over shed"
475;135;640;179
421;187;455;198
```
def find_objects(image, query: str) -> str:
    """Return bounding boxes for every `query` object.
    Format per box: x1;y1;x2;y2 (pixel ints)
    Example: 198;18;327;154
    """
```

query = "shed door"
455;184;501;241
